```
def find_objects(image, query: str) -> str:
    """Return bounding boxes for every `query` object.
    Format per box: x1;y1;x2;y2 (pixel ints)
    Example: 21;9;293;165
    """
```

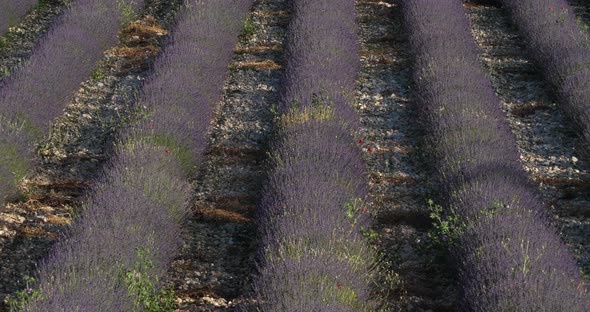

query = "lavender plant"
247;0;377;310
21;144;189;311
0;0;145;138
403;0;590;310
0;0;144;208
500;0;590;154
278;0;360;130
19;0;253;310
0;0;38;35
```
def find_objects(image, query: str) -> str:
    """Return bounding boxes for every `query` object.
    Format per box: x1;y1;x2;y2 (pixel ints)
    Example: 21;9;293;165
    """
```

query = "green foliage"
0;142;30;190
125;247;174;312
269;103;280;123
116;0;138;26
344;197;367;236
239;16;259;41
370;258;406;312
301;272;370;310
35;0;52;11
577;16;590;32
91;68;105;80
427;199;464;247
580;261;590;281
500;237;545;279
5;276;43;312
151;133;195;176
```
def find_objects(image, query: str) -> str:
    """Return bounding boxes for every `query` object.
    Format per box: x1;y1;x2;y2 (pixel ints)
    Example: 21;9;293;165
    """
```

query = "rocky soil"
356;1;458;311
161;0;288;310
0;1;588;311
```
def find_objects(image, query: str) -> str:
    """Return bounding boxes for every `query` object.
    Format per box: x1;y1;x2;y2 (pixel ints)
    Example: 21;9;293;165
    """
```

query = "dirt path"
162;0;289;310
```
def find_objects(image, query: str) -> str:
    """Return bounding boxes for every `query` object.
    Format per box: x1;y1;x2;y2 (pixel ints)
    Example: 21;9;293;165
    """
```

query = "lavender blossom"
247;0;376;310
23;0;253;310
403;0;590;310
500;0;590;155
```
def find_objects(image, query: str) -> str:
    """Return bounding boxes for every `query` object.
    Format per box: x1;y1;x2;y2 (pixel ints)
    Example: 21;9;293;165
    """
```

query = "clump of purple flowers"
247;0;377;311
21;0;253;310
404;0;590;310
500;0;590;155
0;0;145;209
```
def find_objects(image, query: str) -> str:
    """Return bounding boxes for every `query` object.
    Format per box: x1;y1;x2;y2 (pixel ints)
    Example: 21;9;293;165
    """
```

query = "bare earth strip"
355;1;458;311
464;2;590;277
0;0;183;308
162;0;289;310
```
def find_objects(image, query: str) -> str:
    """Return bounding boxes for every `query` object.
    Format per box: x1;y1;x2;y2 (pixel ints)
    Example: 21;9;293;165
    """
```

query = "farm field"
0;0;589;311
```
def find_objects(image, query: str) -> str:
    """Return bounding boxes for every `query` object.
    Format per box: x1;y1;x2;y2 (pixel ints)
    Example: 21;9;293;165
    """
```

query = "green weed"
125;247;175;312
427;199;464;247
5;276;43;312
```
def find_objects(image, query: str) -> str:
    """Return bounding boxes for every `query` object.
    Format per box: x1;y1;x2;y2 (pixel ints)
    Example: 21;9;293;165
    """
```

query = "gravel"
161;0;288;310
355;1;458;311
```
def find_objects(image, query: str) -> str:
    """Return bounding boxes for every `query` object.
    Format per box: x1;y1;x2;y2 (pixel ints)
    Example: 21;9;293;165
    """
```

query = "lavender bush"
0;0;144;138
278;0;360;130
403;0;590;310
500;0;590;154
253;121;374;311
0;0;38;35
19;0;253;310
248;0;377;310
22;143;189;311
0;0;144;208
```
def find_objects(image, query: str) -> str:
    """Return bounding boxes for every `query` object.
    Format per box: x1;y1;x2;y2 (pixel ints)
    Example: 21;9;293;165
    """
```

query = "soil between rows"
0;0;588;311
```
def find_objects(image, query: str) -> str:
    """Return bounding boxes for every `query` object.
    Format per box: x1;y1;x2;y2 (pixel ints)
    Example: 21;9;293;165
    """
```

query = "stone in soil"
355;0;458;311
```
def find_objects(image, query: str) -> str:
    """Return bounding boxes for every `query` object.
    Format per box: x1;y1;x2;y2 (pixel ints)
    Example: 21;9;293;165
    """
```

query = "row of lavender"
0;0;37;35
403;0;589;310
247;0;376;310
0;0;144;205
499;0;590;154
19;0;253;310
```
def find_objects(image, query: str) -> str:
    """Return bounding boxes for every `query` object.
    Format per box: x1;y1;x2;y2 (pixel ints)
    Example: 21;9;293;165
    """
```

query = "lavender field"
0;0;589;311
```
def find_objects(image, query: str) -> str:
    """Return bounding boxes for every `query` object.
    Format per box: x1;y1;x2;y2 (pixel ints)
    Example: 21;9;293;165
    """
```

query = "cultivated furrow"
464;1;590;279
355;0;458;310
162;0;288;310
0;1;182;308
